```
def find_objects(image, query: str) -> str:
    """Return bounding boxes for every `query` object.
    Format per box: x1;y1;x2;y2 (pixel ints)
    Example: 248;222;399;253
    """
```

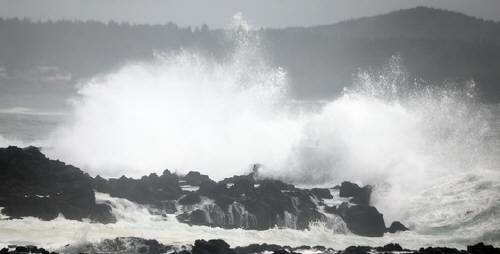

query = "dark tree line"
1;6;500;102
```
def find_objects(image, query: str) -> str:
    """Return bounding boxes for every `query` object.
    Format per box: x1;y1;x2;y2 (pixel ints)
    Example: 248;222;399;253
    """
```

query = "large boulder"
192;239;234;254
339;182;372;205
0;146;114;223
335;203;386;237
177;209;210;226
467;242;500;254
386;221;409;233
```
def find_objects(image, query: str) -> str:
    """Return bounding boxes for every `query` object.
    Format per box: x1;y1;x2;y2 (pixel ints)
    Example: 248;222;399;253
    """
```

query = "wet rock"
417;246;463;254
179;193;202;205
375;243;403;252
183;171;214;186
177;209;210;226
0;146;114;223
273;250;298;254
343;245;371;254
310;188;333;199
234;243;283;254
313;245;326;251
387;221;409;233
192;239;234;254
15;246;29;253
90;203;117;224
339;182;371;205
92;170;183;208
335;204;386;237
161;200;178;214
467;242;500;254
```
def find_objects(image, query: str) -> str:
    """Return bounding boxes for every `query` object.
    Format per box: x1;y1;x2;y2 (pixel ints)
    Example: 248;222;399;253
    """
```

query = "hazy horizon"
1;0;499;28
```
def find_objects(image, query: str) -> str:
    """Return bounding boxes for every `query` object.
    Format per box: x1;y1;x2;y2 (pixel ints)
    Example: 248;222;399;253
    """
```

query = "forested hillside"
1;6;499;103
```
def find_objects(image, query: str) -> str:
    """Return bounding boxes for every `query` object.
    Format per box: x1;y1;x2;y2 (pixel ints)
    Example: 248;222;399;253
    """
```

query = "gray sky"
1;0;499;28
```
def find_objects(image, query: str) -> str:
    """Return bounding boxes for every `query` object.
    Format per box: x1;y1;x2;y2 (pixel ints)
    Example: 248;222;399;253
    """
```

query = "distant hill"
1;6;499;107
263;6;500;101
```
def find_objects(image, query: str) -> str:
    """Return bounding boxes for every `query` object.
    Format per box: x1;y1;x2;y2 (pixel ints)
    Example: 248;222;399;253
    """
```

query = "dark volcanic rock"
375;243;403;252
65;237;172;254
339;181;372;205
467;242;500;254
310;188;333;199
0;147;406;238
177;209;210;226
91;169;183;208
6;238;495;254
387;221;409;233
90;203;117;224
234;243;283;254
417;246;463;254
183;171;214;186
192;239;234;254
0;146;114;223
335;203;386;237
343;245;371;254
179;193;202;205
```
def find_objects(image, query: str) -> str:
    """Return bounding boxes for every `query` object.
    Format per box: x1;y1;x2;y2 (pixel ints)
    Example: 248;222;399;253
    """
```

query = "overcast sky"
1;0;499;28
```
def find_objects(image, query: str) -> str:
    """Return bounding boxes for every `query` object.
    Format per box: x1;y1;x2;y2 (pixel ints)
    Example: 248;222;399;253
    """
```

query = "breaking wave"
1;14;497;248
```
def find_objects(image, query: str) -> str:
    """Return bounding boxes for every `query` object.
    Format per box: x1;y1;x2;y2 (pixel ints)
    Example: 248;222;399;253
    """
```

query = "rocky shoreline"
0;146;407;237
1;238;499;254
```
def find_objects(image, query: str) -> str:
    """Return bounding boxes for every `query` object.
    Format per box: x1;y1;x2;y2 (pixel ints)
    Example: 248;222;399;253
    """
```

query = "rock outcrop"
9;238;498;254
92;169;183;208
0;146;408;238
387;221;409;233
0;146;115;223
330;202;386;237
338;181;372;205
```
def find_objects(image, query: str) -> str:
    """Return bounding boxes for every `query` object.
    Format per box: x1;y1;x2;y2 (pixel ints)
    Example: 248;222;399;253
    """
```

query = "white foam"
0;192;497;251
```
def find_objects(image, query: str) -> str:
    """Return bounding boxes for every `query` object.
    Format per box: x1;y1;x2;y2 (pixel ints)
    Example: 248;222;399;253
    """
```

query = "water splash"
45;18;296;179
34;15;500;246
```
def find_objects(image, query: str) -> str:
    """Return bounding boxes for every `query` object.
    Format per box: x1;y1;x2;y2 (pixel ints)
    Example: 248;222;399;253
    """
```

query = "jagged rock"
179;193;202;205
234;243;283;254
273;250;298;254
65;237;172;254
91;170;183;208
467;242;500;254
343;245;371;254
314;246;326;251
338;181;372;205
375;243;403;252
387;221;409;233
15;246;29;253
228;178;255;196
0;146;406;238
90;203;117;224
192;239;234;254
417;246;462;254
183;171;214;186
177;209;210;226
0;146;114;223
335;203;386;237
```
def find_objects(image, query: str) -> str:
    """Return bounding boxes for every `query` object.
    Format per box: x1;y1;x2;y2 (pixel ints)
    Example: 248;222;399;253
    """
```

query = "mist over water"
1;15;499;248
